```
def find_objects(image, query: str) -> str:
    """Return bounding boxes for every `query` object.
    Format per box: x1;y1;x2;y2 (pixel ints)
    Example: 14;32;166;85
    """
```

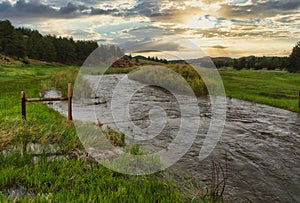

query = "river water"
47;74;300;202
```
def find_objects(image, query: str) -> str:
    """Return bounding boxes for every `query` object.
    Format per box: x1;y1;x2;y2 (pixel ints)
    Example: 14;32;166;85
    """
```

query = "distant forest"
0;20;123;65
173;43;300;73
0;19;299;72
216;42;300;73
213;56;289;71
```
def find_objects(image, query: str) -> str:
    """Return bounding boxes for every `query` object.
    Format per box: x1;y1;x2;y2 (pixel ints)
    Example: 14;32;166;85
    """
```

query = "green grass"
80;66;138;75
2;65;297;202
0;152;182;202
129;64;207;96
0;65;79;151
220;70;300;113
0;64;217;202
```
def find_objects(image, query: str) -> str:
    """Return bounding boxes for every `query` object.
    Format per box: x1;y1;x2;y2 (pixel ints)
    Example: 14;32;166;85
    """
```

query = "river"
47;74;300;202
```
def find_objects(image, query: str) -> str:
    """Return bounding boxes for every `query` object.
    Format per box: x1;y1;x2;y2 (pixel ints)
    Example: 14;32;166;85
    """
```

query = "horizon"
1;0;299;59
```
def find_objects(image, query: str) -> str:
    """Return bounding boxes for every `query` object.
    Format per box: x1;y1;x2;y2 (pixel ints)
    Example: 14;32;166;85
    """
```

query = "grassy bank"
0;65;223;202
129;64;207;96
220;70;300;113
126;65;300;112
0;65;186;202
3;65;296;202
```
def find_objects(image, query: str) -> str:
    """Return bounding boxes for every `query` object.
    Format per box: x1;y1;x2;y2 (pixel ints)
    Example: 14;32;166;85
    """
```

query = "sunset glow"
0;0;299;58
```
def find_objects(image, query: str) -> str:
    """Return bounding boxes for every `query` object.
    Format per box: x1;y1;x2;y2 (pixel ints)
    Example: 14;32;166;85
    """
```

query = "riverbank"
1;64;299;201
0;65;204;202
44;71;300;202
109;66;300;113
220;69;300;113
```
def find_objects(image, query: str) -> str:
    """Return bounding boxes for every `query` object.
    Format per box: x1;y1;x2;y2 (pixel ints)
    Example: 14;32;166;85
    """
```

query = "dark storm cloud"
268;0;300;10
90;7;119;16
0;0;57;18
59;2;81;14
0;0;166;20
0;0;123;19
15;0;55;14
0;1;12;12
220;0;300;19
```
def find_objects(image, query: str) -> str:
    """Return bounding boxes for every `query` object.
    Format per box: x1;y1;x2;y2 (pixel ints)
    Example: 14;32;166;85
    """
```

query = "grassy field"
0;65;198;202
2;64;298;202
220;70;300;113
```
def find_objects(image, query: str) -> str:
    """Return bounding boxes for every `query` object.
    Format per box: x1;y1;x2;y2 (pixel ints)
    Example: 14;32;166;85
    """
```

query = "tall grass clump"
129;64;208;96
50;69;93;98
103;126;126;147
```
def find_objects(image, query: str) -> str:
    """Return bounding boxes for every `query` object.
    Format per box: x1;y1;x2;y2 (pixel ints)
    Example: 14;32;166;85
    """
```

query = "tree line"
232;56;289;71
173;44;300;73
0;20;123;65
213;42;300;73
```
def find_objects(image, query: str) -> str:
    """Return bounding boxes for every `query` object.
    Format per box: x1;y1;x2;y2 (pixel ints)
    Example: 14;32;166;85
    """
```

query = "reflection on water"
46;74;300;202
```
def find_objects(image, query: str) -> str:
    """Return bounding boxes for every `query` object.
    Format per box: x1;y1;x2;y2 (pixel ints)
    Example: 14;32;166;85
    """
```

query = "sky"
0;0;299;59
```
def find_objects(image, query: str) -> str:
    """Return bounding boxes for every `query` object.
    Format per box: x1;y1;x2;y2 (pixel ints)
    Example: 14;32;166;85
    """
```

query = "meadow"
220;69;300;113
0;64;222;202
1;64;299;202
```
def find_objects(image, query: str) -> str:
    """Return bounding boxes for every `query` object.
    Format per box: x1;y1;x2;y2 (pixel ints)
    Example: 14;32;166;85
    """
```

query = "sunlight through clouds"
0;0;299;57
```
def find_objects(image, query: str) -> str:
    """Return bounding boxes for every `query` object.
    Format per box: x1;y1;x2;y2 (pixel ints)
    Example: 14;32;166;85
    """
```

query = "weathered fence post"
21;84;72;121
21;91;26;120
68;83;73;123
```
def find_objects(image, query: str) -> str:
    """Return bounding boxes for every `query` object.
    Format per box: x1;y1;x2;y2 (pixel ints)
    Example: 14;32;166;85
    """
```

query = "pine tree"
288;42;300;73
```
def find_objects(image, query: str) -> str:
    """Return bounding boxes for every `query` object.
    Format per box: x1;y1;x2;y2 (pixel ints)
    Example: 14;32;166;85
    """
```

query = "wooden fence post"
68;83;73;123
21;91;26;120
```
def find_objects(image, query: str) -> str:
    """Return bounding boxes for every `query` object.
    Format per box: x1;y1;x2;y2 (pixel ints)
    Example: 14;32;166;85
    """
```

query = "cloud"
110;25;183;52
0;0;57;18
90;7;119;16
210;45;228;49
119;40;182;53
219;0;300;19
0;0;299;57
124;0;161;17
0;1;12;12
59;2;80;14
133;50;161;53
0;0;123;19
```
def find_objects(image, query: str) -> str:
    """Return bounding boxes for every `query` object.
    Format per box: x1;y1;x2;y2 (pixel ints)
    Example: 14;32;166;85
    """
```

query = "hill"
0;20;123;66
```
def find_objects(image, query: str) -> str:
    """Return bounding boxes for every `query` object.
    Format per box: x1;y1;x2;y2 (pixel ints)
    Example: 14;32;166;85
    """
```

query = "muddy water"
47;74;300;202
